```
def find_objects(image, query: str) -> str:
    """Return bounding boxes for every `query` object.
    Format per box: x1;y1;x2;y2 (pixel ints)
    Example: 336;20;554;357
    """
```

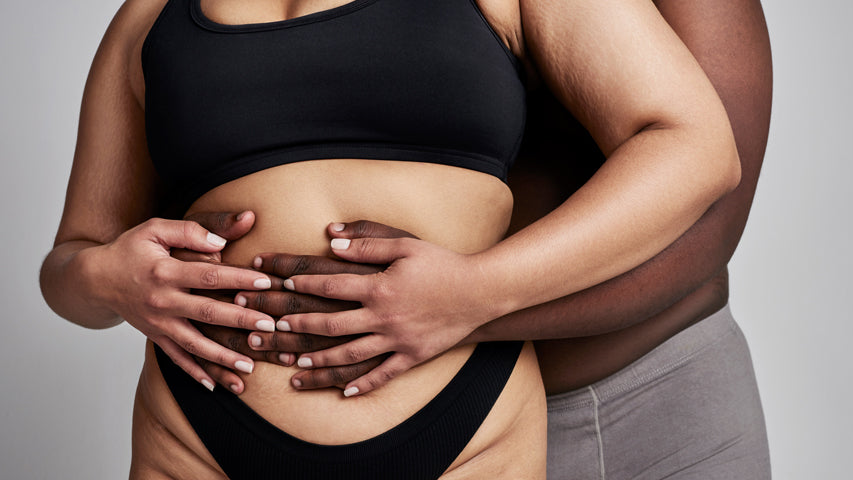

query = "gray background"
1;0;850;478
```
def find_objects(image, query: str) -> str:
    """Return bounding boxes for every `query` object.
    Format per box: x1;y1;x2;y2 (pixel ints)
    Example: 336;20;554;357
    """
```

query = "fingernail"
207;232;227;247
297;357;313;368
332;223;345;232
276;319;291;331
230;384;241;394
253;277;271;289
253;256;263;268
283;279;295;291
236;211;247;221
255;319;275;332
235;360;253;374
249;334;263;348
201;379;215;392
292;378;303;388
279;353;293;365
331;238;351;250
344;386;360;397
235;295;247;307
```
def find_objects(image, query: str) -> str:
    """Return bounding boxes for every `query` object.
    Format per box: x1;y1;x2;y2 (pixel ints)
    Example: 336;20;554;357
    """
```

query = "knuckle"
329;367;349;385
325;317;343;336
199;267;220;288
183;340;201;356
197;301;218;323
182;220;202;239
320;278;339;298
344;345;363;364
285;295;301;314
145;292;169;310
290;256;312;276
150;261;172;283
351;220;370;236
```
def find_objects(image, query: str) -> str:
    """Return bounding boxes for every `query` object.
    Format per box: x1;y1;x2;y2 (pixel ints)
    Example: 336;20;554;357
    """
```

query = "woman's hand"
279;222;500;397
85;216;275;391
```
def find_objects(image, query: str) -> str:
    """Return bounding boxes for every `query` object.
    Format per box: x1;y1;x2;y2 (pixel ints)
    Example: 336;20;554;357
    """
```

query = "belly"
155;159;515;444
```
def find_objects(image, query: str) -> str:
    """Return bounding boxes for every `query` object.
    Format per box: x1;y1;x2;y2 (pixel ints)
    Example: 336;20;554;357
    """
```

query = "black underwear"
155;341;523;479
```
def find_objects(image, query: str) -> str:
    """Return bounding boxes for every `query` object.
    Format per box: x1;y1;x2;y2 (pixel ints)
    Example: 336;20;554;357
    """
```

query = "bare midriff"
131;159;546;479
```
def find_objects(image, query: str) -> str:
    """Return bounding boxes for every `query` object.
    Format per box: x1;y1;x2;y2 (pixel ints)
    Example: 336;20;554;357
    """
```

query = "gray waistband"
546;304;738;411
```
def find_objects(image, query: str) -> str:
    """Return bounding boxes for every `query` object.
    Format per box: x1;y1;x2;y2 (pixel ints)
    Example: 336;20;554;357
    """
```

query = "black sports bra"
142;0;526;210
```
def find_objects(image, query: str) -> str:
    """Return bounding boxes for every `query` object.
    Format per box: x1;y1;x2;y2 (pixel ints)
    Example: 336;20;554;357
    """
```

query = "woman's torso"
130;0;545;477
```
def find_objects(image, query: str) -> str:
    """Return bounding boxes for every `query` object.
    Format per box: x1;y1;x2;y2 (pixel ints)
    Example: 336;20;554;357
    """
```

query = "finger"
197;322;290;365
171;249;222;263
235;291;359;317
342;354;414;397
156;337;216;391
184;211;256;241
279;309;373;337
197;357;245;394
143;218;229;253
247;331;356;353
283;273;372;303
327;220;418;240
180;294;276;332
327;236;417;264
163;260;272;291
294;335;387;369
252;253;383;277
169;319;256;374
290;355;387;390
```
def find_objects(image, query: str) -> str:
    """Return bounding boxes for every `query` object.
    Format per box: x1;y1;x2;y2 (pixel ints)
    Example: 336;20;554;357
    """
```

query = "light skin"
188;0;772;396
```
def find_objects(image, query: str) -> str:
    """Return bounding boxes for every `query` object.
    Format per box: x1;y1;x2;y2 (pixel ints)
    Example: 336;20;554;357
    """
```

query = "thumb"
329;236;416;264
328;220;419;240
184;211;256;241
144;218;228;253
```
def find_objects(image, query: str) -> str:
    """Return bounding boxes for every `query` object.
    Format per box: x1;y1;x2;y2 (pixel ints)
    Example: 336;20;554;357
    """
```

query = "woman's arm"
279;0;740;396
40;0;274;389
470;0;773;341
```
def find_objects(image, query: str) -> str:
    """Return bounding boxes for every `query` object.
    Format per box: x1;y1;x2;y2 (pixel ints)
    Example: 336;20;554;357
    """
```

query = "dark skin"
178;0;772;394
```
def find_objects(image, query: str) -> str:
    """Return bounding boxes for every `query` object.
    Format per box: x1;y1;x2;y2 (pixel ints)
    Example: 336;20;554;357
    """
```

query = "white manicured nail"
201;379;215;392
292;378;302;388
332;223;345;232
297;357;313;368
253;256;263;268
283;279;295;291
330;238;351;250
279;353;292;365
343;386;359;397
235;360;253;374
249;335;263;348
255;320;274;332
207;232;227;247
253;278;271;289
230;384;240;393
276;319;291;331
235;295;247;307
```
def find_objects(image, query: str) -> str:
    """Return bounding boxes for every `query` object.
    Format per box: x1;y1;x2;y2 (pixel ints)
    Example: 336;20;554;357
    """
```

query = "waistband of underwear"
546;304;737;411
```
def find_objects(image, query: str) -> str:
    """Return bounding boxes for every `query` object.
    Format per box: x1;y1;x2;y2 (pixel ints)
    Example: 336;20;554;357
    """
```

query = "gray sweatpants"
546;305;770;479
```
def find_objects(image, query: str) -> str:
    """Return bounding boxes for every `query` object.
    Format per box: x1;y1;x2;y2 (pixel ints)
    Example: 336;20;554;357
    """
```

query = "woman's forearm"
40;240;121;329
476;121;740;319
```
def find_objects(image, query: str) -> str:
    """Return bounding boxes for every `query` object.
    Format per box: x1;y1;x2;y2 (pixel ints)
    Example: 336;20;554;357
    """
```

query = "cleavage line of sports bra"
142;0;527;211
